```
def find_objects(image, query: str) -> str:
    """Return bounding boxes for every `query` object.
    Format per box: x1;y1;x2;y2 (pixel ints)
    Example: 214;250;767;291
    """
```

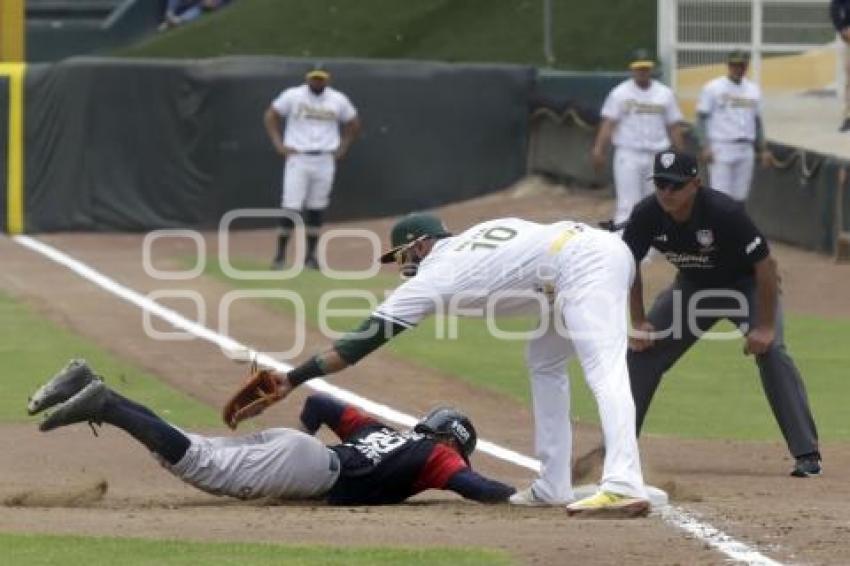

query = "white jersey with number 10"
373;218;591;328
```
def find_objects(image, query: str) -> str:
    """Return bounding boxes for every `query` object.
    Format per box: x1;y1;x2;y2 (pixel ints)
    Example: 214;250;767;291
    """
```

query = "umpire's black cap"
649;151;699;183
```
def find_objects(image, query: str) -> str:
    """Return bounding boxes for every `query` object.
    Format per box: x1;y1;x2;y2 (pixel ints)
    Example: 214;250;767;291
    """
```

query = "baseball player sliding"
230;213;652;518
695;50;772;201
263;67;361;270
593;49;685;225
29;360;515;505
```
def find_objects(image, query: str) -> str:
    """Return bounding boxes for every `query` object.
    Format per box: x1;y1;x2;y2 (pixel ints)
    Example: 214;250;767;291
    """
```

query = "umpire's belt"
302;150;330;156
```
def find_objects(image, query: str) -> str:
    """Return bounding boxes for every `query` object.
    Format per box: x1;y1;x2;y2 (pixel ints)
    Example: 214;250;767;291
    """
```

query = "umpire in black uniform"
623;150;821;477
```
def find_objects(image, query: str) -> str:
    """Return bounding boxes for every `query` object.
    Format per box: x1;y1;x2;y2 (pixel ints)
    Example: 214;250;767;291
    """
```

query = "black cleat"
27;359;99;416
39;380;109;432
304;256;320;270
790;452;822;477
840;118;850;133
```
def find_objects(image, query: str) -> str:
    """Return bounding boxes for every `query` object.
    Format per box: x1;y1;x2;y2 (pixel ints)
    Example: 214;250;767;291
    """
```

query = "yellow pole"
0;0;25;233
0;0;25;62
0;62;25;234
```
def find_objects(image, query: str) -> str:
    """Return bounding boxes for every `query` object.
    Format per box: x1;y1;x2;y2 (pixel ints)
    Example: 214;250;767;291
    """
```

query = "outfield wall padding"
24;57;534;232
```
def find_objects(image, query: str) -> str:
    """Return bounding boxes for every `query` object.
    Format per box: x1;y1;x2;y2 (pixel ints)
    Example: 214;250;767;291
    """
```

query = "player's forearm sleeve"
445;469;516;503
333;316;408;365
299;393;347;434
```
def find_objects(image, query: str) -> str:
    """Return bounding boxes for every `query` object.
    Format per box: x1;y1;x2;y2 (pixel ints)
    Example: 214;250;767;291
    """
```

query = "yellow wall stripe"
0;0;25;62
0;62;25;234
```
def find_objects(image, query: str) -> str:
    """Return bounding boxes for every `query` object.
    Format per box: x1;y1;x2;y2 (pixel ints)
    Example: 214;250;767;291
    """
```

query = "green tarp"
23;57;534;232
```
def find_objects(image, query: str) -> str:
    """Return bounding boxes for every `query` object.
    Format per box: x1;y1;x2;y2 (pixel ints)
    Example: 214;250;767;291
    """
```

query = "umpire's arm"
745;255;779;355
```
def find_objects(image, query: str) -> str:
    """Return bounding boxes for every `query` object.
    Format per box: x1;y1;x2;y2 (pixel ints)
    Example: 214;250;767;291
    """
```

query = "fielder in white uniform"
593;50;684;224
273;213;651;518
696;50;772;202
264;67;361;270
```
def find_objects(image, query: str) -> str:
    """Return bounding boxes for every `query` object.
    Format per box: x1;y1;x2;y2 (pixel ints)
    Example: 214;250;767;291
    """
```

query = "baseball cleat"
565;490;650;518
39;380;109;432
790;453;822;478
508;486;565;507
27;359;99;415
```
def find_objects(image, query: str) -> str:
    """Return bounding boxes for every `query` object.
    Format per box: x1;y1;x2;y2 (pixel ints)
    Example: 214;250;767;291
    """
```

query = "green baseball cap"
379;212;451;264
727;50;750;64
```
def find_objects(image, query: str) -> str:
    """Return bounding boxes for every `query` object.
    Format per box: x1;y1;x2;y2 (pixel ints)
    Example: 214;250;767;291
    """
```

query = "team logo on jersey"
696;229;714;248
745;236;762;255
660;152;676;169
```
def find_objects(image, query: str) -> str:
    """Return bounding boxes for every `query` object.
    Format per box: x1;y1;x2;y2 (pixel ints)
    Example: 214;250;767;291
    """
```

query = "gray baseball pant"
628;275;819;458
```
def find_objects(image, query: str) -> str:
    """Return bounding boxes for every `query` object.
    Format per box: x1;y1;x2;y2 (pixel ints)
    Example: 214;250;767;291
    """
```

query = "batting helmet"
414;407;477;464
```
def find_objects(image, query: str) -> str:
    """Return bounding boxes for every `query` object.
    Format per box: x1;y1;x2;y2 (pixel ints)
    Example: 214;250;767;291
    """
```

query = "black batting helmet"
414;407;477;464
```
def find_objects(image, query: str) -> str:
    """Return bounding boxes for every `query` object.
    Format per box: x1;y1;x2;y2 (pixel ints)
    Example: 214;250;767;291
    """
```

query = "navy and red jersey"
299;394;515;505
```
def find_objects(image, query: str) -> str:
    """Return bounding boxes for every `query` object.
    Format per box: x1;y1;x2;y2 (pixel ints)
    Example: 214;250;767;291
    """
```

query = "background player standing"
237;212;652;518
695;50;772;201
592;49;685;225
30;360;515;505
263;67;361;270
623;151;821;477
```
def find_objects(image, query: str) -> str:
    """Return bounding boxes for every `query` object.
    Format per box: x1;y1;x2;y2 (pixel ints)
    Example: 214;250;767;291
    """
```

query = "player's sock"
274;235;289;262
306;234;319;261
305;209;323;262
101;391;190;465
274;215;295;263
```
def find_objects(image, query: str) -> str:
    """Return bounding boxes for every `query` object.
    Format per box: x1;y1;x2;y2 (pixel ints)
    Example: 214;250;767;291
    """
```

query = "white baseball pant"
163;428;339;500
613;148;657;224
282;153;336;210
527;229;646;502
708;142;755;202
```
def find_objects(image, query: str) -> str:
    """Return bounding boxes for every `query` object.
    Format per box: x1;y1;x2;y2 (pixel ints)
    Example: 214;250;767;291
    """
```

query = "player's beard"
309;84;326;95
398;248;422;279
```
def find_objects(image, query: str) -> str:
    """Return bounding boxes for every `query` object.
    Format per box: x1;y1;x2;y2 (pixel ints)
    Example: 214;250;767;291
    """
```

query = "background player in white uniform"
695;50;772;201
264;67;361;270
593;49;685;225
266;213;651;518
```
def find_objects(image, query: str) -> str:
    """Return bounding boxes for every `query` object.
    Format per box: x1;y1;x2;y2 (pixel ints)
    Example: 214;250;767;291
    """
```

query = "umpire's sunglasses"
653;178;691;192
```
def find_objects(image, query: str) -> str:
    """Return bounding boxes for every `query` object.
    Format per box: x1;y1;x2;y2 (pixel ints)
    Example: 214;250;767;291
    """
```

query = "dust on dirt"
4;478;109;508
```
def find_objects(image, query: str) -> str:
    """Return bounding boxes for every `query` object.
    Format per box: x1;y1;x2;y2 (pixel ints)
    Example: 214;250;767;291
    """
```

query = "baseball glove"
222;361;283;429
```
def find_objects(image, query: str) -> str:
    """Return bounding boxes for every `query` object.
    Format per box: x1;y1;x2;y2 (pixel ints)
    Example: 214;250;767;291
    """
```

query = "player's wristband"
288;355;326;387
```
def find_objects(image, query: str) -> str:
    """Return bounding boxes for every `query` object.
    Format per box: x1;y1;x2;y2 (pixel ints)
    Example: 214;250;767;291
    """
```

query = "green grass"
0;532;511;566
0;291;219;428
114;0;655;70
206;258;850;441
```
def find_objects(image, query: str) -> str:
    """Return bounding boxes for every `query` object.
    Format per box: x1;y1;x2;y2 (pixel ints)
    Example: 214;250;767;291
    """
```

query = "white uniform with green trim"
373;218;646;503
600;79;683;223
697;76;762;201
270;84;358;210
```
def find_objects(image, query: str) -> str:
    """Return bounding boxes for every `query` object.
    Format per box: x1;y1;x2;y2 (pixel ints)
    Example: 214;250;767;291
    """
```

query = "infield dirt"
1;181;848;565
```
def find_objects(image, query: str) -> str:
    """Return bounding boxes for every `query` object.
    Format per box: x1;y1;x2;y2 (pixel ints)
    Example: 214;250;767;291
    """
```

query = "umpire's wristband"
288;355;326;387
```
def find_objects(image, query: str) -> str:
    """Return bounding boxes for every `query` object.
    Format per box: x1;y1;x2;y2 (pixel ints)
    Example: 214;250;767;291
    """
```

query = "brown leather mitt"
222;361;283;429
